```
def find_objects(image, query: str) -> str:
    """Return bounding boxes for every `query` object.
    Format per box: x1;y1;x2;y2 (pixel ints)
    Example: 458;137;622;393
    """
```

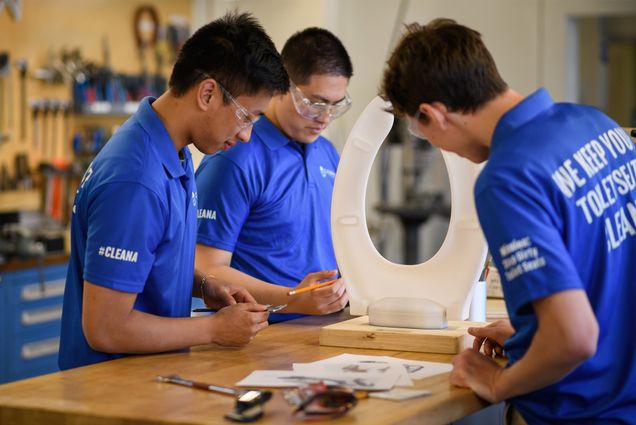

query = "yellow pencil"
287;279;338;296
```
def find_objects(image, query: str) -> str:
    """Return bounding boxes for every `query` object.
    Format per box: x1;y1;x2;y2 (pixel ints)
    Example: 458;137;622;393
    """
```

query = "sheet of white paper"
236;370;399;391
293;360;412;387
292;363;408;387
294;353;413;387
298;353;451;381
376;356;452;380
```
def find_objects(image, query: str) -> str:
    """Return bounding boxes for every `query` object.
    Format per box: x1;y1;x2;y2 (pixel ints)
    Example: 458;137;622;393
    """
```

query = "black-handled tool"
155;375;271;422
15;59;27;143
0;51;10;145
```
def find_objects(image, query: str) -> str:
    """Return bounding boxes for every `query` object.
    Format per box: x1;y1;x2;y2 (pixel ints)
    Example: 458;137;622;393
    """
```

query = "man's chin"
297;133;321;144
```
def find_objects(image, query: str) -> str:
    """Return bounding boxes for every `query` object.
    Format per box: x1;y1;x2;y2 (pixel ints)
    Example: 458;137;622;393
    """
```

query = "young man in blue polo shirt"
382;19;636;425
58;13;289;370
195;28;351;322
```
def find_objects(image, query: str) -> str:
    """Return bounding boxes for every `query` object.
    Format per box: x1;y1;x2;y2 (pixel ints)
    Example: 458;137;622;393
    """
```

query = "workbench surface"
0;308;502;425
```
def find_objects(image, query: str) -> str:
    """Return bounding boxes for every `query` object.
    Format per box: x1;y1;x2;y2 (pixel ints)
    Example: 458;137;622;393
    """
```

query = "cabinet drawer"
11;303;63;334
8;332;60;381
18;278;65;302
9;279;64;334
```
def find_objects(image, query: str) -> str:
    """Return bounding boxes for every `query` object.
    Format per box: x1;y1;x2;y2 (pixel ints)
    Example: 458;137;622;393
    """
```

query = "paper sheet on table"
293;359;412;387
299;354;452;381
236;370;400;391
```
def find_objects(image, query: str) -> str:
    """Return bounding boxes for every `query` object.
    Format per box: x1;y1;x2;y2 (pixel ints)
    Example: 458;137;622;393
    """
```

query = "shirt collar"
252;115;321;152
253;115;292;150
136;96;188;179
491;88;554;152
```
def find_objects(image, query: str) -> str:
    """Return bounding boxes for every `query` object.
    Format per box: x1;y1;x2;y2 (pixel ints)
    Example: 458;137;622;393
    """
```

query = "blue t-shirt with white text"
476;88;636;424
59;97;198;370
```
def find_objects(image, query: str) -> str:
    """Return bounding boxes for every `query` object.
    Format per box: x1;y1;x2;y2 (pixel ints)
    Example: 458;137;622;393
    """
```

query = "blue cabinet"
0;263;67;384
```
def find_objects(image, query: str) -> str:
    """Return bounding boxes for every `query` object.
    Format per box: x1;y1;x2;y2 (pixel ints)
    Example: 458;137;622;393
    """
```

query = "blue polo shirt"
475;89;636;424
196;116;339;322
59;97;198;370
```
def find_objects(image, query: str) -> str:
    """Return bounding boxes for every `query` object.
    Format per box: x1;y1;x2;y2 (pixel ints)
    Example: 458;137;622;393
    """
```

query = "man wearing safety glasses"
195;28;352;322
59;13;288;370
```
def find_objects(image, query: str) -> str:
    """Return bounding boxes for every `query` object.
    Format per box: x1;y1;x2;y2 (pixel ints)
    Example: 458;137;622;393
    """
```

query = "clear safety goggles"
218;83;260;129
196;69;260;130
407;109;427;140
289;80;352;121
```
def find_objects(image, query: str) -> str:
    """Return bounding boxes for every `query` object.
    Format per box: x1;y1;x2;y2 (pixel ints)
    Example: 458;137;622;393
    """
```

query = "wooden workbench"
0;308;505;425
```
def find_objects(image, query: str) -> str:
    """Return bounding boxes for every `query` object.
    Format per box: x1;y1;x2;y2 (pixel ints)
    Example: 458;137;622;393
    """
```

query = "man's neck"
264;98;285;136
152;91;190;153
466;89;525;148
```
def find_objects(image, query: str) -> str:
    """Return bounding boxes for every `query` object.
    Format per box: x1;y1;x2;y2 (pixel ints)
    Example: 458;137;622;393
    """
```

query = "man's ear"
419;102;449;131
197;78;217;111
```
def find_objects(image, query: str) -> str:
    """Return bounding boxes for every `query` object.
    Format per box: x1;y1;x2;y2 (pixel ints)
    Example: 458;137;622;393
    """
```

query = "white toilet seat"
331;97;488;321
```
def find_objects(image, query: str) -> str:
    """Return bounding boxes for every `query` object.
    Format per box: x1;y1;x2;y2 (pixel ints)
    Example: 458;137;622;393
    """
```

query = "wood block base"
319;316;487;354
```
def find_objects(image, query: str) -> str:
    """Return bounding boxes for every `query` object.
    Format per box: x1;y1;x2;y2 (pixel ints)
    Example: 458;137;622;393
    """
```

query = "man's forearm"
84;310;214;354
87;310;219;354
494;326;589;400
200;264;288;304
494;290;598;401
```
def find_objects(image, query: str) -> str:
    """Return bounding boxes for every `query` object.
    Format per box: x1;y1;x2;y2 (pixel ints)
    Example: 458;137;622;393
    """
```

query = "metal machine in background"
373;117;451;265
0;208;66;266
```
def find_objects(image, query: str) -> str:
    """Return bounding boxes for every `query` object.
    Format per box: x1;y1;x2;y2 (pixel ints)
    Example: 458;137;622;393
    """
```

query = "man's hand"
202;276;258;309
469;320;515;357
286;270;348;315
452;290;598;404
208;303;269;346
450;349;505;403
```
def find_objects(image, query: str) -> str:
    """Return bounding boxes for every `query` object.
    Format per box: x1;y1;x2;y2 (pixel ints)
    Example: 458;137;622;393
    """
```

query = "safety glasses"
195;70;260;130
289;81;351;121
284;382;360;421
407;109;427;140
217;83;260;129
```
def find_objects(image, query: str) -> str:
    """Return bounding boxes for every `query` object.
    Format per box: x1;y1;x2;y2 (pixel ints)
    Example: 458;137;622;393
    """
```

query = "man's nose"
314;110;332;125
237;126;253;143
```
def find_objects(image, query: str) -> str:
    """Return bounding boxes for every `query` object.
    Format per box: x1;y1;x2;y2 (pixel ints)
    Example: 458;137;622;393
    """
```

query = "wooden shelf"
0;190;40;213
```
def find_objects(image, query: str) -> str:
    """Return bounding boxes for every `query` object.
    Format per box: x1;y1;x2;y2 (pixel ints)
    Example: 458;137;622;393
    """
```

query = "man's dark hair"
169;12;289;100
281;27;353;85
381;19;507;119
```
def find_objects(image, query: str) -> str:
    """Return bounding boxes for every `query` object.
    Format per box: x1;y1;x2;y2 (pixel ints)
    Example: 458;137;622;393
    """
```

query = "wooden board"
0;190;40;212
320;316;487;354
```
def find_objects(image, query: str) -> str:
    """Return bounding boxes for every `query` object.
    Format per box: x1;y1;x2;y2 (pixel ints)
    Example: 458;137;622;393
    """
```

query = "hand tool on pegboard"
3;0;23;21
41;99;50;158
133;5;159;76
50;100;60;158
15;59;27;143
30;99;41;152
60;101;71;158
0;51;11;146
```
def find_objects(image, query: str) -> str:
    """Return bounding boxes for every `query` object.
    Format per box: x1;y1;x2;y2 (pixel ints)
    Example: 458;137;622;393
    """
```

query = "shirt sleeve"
475;172;583;316
195;155;251;252
83;182;166;293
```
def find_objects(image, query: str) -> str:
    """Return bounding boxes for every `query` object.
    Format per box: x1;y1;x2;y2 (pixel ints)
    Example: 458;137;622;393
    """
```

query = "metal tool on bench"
155;374;272;422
